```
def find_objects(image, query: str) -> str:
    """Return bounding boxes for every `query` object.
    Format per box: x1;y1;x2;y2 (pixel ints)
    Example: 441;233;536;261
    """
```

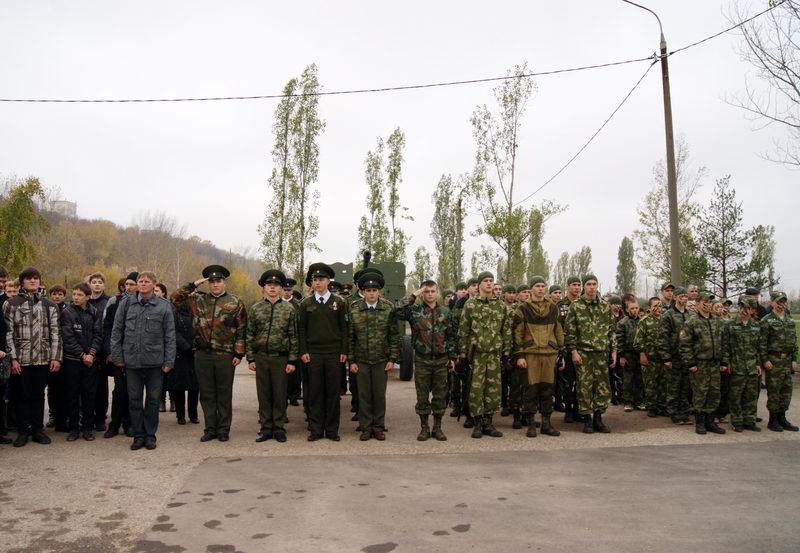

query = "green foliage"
552;251;570;288
431;173;469;289
615;236;637;294
568;246;592;280
745;224;779;291
0;177;49;273
408;246;432;290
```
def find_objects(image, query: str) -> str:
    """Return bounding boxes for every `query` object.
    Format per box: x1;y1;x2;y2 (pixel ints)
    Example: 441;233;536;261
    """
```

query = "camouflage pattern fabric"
245;298;298;361
469;352;502;417
662;307;691;418
765;359;793;413
174;284;247;356
729;373;759;426
680;313;727;415
576;351;611;415
457;295;512;356
414;357;449;416
564;296;617;354
634;315;667;412
688;360;722;414
348;298;400;364
760;310;797;414
395;295;457;359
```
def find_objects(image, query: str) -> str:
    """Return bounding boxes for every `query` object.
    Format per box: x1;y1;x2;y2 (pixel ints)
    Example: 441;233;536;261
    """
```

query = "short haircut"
116;277;127;292
137;271;157;283
155;283;168;296
49;284;67;295
622;293;636;305
5;281;19;289
18;266;42;285
648;296;661;307
86;272;106;283
72;282;91;296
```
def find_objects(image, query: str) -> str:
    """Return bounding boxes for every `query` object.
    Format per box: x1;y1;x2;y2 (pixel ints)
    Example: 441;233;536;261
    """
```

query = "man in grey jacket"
110;272;176;451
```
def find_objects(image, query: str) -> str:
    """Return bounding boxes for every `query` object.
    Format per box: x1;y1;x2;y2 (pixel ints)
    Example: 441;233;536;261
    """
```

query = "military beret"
661;282;675;291
673;286;688;296
549;284;562;294
284;278;297;289
328;280;342;293
476;271;494;283
202;265;230;280
567;275;581;285
358;271;384;290
529;275;546;287
126;271;140;283
516;285;529;294
697;291;715;301
467;277;479;287
455;282;467;291
502;284;516;294
770;291;788;302
305;262;335;286
582;274;598;285
608;295;622;306
745;287;761;296
738;296;757;308
258;269;286;287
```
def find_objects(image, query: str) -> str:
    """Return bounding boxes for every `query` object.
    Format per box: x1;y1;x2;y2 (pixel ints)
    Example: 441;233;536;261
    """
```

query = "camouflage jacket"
679;313;727;366
395;295;457;359
458;295;511;357
564;295;616;353
722;318;761;375
661;306;691;362
348;298;400;364
615;315;639;354
173;284;247;357
633;315;666;360
760;311;797;363
451;295;470;340
511;299;563;357
246;298;298;362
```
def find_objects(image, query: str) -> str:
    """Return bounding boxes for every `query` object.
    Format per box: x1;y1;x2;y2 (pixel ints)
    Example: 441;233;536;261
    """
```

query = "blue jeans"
126;366;163;439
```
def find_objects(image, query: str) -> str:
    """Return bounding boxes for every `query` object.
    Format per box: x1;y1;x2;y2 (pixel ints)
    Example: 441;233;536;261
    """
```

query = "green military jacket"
556;296;575;327
174;284;247;357
679;313;727;366
615;315;639;354
661;306;691;362
457;295;511;357
283;297;301;312
348;297;400;364
564;295;617;354
511;299;563;357
760;311;798;363
246;298;298;362
633;314;666;360
722;317;761;375
395;295;457;359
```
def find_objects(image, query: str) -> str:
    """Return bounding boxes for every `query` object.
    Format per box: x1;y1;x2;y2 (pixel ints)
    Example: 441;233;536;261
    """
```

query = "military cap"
567;275;581;285
697;291;715;301
770;291;788;302
582;273;598;285
529;275;546;287
455;282;467;291
305;262;335;286
353;266;383;284
549;284;562;294
467;277;479;287
125;271;140;282
738;296;757;308
502;284;516;294
674;286;688;296
745;287;761;296
476;271;494;283
516;285;529;293
258;269;286;287
342;283;353;292
661;282;675;291
720;297;733;307
608;295;623;306
283;277;297;290
358;271;384;290
202;265;230;280
328;280;342;293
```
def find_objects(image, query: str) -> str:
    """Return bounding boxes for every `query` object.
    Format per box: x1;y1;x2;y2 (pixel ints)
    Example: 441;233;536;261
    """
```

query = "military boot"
432;416;447;441
582;415;594;434
779;412;799;432
482;415;503;438
767;412;783;432
471;416;483;439
417;415;431;441
704;413;726;434
463;415;475;429
540;415;561;436
592;411;610;433
512;410;522;429
525;415;537;438
695;413;707;435
742;422;761;432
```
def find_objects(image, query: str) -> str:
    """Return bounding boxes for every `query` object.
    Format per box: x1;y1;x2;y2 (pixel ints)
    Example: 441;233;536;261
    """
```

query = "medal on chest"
332;302;338;311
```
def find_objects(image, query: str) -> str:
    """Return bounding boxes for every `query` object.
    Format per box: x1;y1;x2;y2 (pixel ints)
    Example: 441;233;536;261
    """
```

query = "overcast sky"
1;1;797;293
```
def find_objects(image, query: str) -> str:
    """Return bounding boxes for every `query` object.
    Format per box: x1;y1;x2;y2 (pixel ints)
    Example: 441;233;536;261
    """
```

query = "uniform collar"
314;291;331;303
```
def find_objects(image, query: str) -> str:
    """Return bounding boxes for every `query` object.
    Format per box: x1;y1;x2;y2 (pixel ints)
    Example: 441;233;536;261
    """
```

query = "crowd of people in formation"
0;258;796;451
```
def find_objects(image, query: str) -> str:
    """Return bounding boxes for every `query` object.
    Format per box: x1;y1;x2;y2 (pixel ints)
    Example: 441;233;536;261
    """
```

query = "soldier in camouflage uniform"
714;298;734;422
760;291;798;432
247;270;298;443
679;291;727;435
556;276;582;422
447;282;467;416
722;296;761;432
608;295;625;405
549;284;562;305
451;277;479;427
174;265;247;442
564;274;617;433
516;285;530;304
662;286;692;424
500;284;518;419
348;272;399;441
512;276;563;437
458;272;512;438
397;279;457;441
634;297;667;418
616;299;644;411
282;278;303;408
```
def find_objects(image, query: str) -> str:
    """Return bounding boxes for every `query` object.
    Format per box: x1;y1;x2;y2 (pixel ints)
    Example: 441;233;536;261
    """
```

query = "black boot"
779;412;799;432
500;407;510;417
582;414;594;434
463;415;475;429
540;414;561;436
704;413;726;434
526;414;537;438
482;415;503;438
767;412;783;432
695;413;707;435
564;409;575;424
432;416;447;441
592;411;610;433
417;415;431;441
471;416;483;439
512;411;522;429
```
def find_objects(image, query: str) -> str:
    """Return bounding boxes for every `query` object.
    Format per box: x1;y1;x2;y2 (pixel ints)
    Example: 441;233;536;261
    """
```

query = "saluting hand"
193;277;209;287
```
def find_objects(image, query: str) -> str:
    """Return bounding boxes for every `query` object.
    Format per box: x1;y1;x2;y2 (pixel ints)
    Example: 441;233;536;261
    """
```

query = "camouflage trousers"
728;373;759;426
642;358;667;412
576;351;611;416
414;356;449;417
664;361;691;418
468;352;501;418
621;353;644;406
521;354;557;415
765;358;794;413
689;360;721;415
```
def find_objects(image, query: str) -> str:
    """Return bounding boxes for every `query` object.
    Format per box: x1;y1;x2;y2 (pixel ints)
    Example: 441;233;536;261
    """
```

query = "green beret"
476;271;494;283
567;275;581;285
608;295;622;306
501;284;516;294
582;273;598;285
455;282;467;291
771;291;788;302
516;285;529;293
467;277;479;287
673;286;687;296
549;285;562;294
697;291;715;301
529;275;545;287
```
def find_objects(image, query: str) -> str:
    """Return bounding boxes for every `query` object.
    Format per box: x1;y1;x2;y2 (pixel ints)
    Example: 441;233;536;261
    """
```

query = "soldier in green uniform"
662;286;692;424
723;296;762;432
397;279;457;441
616;299;644;412
247;270;298;443
458;272;512;438
516;285;530;304
714;298;734;423
634;297;667;418
679;291;727;435
608;295;625;405
564;274;617;433
173;265;247;442
500;284;517;418
282;278;303;408
348;272;399;441
451;277;480;427
555;276;582;422
447;282;467;417
760;291;798;432
549;285;562;305
661;282;675;311
512;276;563;438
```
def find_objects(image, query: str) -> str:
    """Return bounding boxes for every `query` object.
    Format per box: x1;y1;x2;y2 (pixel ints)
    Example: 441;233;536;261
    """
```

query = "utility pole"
622;1;681;284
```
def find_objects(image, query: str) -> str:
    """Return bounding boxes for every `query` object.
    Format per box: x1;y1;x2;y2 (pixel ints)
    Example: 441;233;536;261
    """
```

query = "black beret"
259;269;286;287
202;265;230;280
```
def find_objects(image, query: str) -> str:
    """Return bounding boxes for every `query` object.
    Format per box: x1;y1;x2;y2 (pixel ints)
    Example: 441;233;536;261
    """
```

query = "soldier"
492;283;503;298
662;286;692;425
608;295;625;405
282;278;303;408
397;279;457;441
247;270;298;443
715;298;734;423
449;282;467;309
499;284;517;418
745;287;768;319
616;299;644;412
687;284;699;303
661;283;675;311
516;285;530;304
723;296;762;432
348;272;399;441
298;263;348;441
679;291;727;435
556;276;583;423
549;285;562;305
458;272;512;438
760;291;798;432
450;276;479;427
512;276;563;438
564;274;617;433
501;285;517;309
634;297;667;418
174;265;247;443
443;290;454;306
340;283;353;299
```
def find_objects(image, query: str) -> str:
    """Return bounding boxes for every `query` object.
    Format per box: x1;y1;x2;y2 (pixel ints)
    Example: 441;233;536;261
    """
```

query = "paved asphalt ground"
1;367;799;553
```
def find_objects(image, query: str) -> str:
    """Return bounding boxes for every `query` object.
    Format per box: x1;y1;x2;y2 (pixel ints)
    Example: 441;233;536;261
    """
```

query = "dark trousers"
254;354;288;433
287;366;302;402
307;353;342;437
11;365;49;435
126;366;163;439
355;362;388;431
109;364;131;431
47;369;68;427
349;370;359;410
0;380;6;434
195;351;236;435
173;390;198;422
64;359;99;432
93;372;109;427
